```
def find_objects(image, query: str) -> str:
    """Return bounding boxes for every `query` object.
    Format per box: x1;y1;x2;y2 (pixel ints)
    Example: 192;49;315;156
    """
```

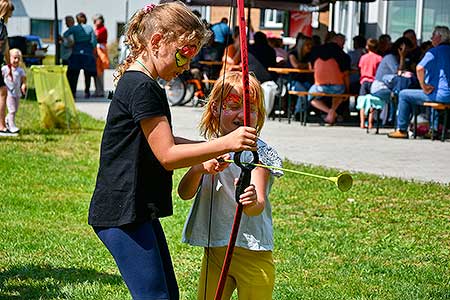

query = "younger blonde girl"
1;48;26;133
178;71;283;300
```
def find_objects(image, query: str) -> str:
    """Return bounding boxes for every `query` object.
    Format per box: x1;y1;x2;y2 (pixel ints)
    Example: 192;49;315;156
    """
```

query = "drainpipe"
54;0;60;65
415;0;424;42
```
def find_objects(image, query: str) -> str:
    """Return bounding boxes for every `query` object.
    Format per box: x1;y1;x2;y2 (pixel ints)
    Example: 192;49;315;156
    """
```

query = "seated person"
249;31;277;70
267;34;288;66
190;33;220;80
288;34;314;119
403;29;423;73
370;37;414;124
221;27;240;73
389;26;450;139
308;34;351;124
348;35;367;94
358;38;382;129
248;53;277;115
378;34;392;57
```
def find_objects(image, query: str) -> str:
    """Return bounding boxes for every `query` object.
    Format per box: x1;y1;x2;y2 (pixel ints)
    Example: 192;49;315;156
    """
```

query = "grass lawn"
1;100;449;300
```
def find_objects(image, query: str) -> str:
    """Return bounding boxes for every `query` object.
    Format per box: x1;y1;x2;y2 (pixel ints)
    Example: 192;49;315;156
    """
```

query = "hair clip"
143;4;155;13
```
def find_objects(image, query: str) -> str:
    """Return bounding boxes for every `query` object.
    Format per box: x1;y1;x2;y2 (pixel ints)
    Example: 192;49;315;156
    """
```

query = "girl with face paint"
178;71;283;300
88;4;258;300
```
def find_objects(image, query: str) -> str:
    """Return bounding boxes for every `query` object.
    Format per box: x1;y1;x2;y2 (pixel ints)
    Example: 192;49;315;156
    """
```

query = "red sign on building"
289;11;312;37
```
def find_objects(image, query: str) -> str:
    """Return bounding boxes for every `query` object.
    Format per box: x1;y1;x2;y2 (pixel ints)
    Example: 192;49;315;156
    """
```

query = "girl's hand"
223;126;258;152
21;84;27;95
201;153;231;174
237;183;258;207
398;44;407;57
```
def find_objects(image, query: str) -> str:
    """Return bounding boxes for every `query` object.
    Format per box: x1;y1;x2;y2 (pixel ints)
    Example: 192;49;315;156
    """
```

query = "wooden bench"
288;91;358;125
201;79;217;85
413;102;450;141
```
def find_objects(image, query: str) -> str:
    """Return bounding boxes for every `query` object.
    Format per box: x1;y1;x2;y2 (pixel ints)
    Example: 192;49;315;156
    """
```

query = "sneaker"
388;130;408;139
8;126;20;133
0;128;18;137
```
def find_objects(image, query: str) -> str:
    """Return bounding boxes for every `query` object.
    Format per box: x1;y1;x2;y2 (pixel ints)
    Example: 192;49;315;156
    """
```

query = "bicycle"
159;70;212;107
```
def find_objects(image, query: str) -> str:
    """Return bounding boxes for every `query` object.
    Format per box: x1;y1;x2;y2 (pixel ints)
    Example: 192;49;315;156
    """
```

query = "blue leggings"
94;220;179;300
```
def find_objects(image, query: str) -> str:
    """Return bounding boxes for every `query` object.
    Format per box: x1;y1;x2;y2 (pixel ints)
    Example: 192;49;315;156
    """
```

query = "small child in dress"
358;38;382;129
1;48;26;133
178;71;283;300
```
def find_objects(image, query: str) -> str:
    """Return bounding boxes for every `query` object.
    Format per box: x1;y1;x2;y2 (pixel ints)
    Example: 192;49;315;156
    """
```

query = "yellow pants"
197;247;275;300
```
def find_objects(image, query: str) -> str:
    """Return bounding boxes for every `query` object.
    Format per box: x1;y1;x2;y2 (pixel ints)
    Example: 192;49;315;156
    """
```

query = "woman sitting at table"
288;33;314;121
221;26;241;73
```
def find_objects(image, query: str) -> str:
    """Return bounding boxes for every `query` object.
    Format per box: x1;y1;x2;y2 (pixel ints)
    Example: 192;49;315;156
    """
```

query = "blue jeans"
397;89;444;131
290;81;312;114
307;84;345;101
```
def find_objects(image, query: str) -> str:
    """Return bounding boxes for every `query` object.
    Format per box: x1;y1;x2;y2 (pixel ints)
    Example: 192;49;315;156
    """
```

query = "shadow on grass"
5;128;102;143
0;264;123;299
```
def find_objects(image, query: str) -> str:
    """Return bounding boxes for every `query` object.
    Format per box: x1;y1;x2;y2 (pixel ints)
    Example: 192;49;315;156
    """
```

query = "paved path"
75;70;450;184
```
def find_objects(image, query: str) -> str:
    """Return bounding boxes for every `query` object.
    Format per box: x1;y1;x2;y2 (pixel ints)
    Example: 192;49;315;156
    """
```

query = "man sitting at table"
388;26;450;139
308;34;351;124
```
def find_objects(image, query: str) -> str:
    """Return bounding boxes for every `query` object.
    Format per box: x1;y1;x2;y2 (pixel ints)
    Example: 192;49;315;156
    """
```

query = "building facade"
9;0;448;54
8;0;157;48
332;0;450;49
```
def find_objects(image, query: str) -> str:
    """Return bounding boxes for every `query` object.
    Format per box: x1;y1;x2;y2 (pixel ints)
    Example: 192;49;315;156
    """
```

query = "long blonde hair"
115;1;210;82
0;0;13;21
200;72;266;139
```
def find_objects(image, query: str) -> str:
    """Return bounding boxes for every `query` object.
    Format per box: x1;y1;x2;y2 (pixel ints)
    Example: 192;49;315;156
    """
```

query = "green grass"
1;100;449;299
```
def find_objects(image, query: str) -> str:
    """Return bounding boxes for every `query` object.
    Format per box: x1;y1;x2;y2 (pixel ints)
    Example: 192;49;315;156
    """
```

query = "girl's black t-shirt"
88;71;173;227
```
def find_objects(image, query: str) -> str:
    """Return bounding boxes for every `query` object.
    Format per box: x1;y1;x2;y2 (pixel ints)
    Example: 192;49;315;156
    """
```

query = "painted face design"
222;93;258;114
175;45;197;67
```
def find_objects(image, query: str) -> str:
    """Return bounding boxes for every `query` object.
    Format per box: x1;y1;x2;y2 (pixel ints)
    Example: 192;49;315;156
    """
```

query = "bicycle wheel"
160;77;186;106
182;83;195;106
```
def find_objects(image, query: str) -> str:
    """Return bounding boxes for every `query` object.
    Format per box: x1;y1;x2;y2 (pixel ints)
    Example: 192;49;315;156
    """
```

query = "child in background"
1;48;26;133
358;38;382;129
178;71;283;300
88;4;258;300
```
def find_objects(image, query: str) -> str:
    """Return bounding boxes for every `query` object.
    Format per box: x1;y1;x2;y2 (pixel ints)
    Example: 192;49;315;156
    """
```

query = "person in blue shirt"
63;12;97;98
211;17;231;59
389;26;450;139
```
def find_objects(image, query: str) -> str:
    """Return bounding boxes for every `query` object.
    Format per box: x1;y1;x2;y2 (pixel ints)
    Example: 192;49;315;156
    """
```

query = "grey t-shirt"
182;139;283;251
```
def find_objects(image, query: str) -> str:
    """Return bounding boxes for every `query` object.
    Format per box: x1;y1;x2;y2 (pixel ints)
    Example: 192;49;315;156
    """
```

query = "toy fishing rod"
220;159;353;192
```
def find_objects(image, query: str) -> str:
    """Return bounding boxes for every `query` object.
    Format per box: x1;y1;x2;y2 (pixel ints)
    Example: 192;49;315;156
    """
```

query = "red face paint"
175;45;198;67
180;45;197;58
222;93;257;113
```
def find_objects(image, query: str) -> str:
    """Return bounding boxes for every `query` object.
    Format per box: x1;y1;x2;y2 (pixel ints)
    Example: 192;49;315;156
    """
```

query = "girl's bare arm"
140;116;257;171
242;167;270;216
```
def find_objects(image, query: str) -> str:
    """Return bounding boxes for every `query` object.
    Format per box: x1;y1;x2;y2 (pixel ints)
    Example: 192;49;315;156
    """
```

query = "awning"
11;0;28;17
159;0;375;10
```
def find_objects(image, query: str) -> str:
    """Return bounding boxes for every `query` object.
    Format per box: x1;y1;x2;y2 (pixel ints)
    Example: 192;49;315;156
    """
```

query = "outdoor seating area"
164;23;449;142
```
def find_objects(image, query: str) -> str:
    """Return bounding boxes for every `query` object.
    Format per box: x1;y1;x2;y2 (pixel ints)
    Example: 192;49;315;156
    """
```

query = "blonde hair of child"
9;48;22;59
115;1;211;82
200;72;266;139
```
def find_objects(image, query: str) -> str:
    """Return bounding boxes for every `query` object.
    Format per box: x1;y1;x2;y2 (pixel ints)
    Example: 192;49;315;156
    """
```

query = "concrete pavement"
75;70;450;184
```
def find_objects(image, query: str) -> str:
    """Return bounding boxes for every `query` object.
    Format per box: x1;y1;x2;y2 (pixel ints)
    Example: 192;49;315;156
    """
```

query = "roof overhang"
160;0;376;10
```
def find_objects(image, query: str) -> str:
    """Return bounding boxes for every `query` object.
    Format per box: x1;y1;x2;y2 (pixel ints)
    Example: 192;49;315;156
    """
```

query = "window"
422;0;450;42
387;0;417;40
117;22;126;40
30;19;61;42
262;9;284;29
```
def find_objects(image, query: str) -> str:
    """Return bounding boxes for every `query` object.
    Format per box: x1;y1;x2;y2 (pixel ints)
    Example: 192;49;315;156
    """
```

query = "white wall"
8;17;29;36
9;0;158;44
